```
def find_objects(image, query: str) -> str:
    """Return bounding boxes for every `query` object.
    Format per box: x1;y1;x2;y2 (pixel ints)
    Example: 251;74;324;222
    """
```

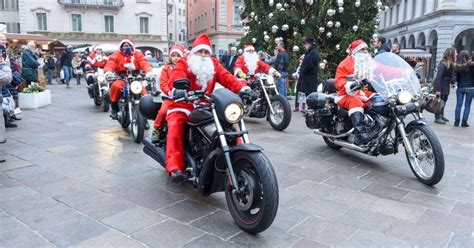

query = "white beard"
354;52;373;81
188;54;215;90
244;52;259;75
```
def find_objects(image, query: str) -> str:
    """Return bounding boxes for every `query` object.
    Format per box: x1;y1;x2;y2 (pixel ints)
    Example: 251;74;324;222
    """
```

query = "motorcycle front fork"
396;117;416;159
259;79;276;115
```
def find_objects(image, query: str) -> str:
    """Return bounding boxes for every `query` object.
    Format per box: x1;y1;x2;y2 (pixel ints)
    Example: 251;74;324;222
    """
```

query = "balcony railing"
57;0;124;9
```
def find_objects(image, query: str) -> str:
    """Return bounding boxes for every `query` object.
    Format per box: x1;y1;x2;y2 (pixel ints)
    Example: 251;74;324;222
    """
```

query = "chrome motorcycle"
86;66;110;112
304;53;444;185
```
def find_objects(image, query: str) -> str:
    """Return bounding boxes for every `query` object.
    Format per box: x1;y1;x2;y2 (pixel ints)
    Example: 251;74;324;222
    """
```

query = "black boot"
350;112;377;145
461;121;469;127
110;103;119;120
170;170;185;183
434;115;446;124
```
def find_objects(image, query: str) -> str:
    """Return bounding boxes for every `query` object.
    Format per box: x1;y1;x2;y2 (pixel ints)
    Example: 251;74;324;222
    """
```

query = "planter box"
18;90;51;109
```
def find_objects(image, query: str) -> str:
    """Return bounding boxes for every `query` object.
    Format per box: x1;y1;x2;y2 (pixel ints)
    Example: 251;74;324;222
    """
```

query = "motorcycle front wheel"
102;90;110;112
267;95;292;131
225;151;279;234
404;125;444;186
120;106;131;129
131;106;145;143
93;86;101;106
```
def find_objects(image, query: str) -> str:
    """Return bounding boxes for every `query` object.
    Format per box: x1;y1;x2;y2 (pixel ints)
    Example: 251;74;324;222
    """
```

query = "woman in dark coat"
453;50;473;127
21;42;40;85
296;37;320;109
433;47;456;124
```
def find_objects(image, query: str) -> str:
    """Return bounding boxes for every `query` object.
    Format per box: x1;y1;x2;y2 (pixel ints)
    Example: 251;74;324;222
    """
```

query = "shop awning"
5;33;55;45
399;49;432;59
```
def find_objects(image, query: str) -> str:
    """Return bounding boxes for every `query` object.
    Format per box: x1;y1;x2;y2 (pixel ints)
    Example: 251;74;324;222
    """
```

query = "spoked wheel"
267;95;291;131
405;125;444;186
131;106;145;143
225;151;278;234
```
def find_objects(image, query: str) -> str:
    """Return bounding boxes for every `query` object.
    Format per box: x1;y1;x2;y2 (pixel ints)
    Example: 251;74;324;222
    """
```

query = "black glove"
240;88;258;101
173;89;187;100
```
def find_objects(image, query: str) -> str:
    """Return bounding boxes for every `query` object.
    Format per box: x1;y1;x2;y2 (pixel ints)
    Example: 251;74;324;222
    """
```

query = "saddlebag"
304;108;332;129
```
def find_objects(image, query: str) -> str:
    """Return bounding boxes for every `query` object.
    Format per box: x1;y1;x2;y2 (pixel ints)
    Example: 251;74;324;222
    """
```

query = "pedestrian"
72;53;84;85
453;50;473;127
391;43;401;56
433;47;457;124
265;48;278;67
375;36;390;56
21;41;40;85
60;45;73;87
296;37;320;109
274;43;289;97
222;47;237;73
0;42;12;162
46;54;55;84
293;54;305;111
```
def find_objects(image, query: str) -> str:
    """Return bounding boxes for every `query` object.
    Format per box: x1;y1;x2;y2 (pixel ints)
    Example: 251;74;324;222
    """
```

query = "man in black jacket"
375;36;390;56
296;37;320;108
222;47;238;73
60;45;73;87
275;43;289;96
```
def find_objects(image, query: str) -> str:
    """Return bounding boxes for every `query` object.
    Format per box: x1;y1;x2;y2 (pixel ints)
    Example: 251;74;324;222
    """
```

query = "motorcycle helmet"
368;95;389;115
306;92;327;109
139;94;162;120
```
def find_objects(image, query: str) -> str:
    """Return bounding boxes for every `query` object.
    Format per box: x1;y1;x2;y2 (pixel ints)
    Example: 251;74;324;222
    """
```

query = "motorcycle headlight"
265;75;275;85
224;103;244;124
97;74;105;83
398;90;413;104
130;80;143;95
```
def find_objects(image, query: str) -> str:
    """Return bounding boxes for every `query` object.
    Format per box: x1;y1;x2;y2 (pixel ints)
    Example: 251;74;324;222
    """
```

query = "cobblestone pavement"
1;83;473;247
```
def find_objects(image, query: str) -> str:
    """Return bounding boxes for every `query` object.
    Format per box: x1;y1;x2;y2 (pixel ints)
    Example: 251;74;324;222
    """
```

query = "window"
421;0;426;14
104;15;114;33
178;8;181;16
72;14;82;32
1;0;18;11
403;0;407;21
233;5;240;25
37;13;47;31
104;0;114;4
71;0;80;3
169;33;173;40
178;34;182;41
395;4;399;24
140;16;149;34
2;22;20;33
411;0;416;19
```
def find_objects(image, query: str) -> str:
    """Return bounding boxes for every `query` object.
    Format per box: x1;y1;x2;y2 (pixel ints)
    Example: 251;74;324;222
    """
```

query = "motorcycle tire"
225;151;279;234
102;90;110;112
404;125;444;186
132;106;145;143
120;107;131;129
267;95;292;131
93;87;101;106
323;137;342;150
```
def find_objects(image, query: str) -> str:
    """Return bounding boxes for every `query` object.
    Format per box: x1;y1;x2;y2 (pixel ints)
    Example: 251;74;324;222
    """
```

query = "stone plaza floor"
0;83;473;247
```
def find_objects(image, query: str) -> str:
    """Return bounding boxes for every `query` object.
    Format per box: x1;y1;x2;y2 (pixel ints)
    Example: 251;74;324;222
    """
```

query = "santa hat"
119;37;135;51
92;45;102;53
348;40;368;55
169;44;185;57
243;45;255;52
145;50;152;56
191;33;212;55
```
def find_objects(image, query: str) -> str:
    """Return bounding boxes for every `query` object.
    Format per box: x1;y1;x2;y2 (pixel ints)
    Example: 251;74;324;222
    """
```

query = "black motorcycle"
86;66;109;112
242;73;292;131
107;71;151;143
304;53;444;185
139;79;279;233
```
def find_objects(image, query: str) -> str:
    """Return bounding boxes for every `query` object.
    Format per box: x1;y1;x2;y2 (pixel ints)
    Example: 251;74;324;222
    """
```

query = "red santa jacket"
160;64;173;94
166;56;248;112
87;53;108;68
233;55;275;76
104;50;152;74
335;56;374;99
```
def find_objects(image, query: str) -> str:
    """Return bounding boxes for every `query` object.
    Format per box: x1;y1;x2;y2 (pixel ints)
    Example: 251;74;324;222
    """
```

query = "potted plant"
18;83;51;109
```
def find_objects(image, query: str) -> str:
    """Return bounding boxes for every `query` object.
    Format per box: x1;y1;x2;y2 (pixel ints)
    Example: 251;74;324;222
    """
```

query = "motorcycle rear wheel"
131;106;145;143
267;95;291;131
225;151;278;234
404;125;444;186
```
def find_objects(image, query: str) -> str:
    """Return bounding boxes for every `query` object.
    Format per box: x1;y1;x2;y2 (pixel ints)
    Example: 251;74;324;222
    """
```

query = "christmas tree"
239;0;387;85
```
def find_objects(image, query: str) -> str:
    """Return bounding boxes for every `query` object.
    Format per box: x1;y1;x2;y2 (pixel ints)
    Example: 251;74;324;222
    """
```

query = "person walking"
296;37;320;108
275;43;289;97
46;55;55;84
453;50;473;127
60;45;73;87
21;41;40;85
0;43;12;162
374;36;390;56
433;47;457;124
71;53;84;85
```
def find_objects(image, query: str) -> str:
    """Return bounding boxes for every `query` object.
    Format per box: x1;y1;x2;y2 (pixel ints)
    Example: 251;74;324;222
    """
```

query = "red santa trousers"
338;95;365;114
154;100;172;129
165;111;188;174
109;80;147;103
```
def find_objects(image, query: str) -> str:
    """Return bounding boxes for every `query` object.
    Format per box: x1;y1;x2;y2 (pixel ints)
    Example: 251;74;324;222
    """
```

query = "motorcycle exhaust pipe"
314;128;354;139
331;139;370;152
143;138;166;166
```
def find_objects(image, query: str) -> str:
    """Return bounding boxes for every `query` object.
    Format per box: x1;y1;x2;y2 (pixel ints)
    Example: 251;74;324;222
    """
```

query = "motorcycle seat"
327;93;336;104
325;79;337;94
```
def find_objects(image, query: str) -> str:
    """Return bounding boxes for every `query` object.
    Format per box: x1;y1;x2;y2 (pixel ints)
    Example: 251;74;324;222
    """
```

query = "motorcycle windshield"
371;53;420;97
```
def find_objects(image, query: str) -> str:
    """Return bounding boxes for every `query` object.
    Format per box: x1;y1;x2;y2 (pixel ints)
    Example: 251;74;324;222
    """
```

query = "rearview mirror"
173;78;190;90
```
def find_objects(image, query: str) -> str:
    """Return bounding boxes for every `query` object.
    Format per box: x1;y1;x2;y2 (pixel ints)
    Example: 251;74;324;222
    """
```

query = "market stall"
399;49;432;83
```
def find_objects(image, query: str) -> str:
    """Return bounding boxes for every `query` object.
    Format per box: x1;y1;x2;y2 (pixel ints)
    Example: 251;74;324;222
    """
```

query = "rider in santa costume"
233;45;281;79
103;38;153;120
164;33;254;182
335;39;377;145
86;45;109;97
151;44;185;143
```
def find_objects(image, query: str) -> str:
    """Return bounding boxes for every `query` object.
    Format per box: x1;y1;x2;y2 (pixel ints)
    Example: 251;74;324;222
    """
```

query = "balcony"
57;0;124;10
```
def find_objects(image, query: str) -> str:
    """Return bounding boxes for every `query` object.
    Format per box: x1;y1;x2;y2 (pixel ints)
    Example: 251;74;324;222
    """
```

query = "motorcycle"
107;71;151;143
304;52;444;185
138;79;279;233
86;66;110;112
241;73;292;131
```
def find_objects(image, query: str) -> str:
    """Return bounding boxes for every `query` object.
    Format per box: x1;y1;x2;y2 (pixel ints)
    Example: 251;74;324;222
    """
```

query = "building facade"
377;0;474;79
1;0;171;58
186;0;244;56
167;0;186;46
0;0;21;33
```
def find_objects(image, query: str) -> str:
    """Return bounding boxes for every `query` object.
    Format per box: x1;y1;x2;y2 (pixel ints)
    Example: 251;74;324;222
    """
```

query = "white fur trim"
268;68;276;74
119;39;135;51
170;48;183;57
345;81;357;96
348;107;364;115
167;108;191;116
191;44;212;54
240;86;250;91
334;95;345;104
352;43;368;54
244;46;255;52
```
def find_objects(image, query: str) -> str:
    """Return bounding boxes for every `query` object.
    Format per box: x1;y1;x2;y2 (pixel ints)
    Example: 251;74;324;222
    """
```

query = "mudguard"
405;119;426;132
197;143;264;196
